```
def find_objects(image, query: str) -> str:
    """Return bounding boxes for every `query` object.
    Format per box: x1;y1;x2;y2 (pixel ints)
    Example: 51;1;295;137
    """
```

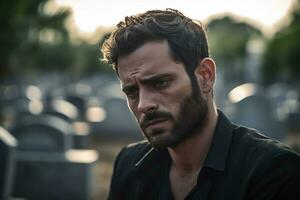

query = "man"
101;9;300;200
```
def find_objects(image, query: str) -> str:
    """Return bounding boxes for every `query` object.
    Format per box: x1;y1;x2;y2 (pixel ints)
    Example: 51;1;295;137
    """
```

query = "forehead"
117;40;187;84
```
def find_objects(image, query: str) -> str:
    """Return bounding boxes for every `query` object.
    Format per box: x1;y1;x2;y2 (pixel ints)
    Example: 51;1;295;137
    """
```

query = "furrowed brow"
140;74;172;84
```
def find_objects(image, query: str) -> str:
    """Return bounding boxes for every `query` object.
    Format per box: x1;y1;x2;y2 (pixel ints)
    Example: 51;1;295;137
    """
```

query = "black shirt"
108;111;300;200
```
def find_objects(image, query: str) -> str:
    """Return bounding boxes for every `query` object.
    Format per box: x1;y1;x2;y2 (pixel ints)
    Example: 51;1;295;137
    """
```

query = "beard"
139;83;208;150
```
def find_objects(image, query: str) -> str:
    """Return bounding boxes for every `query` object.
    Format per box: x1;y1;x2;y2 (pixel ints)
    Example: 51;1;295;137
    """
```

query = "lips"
144;118;168;128
141;118;168;129
140;111;173;130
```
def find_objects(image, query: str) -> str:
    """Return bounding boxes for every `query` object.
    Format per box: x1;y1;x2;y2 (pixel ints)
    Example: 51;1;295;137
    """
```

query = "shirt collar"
135;147;170;174
203;110;233;171
135;110;233;172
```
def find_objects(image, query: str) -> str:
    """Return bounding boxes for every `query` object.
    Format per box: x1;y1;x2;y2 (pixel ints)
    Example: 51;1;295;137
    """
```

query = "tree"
0;0;71;76
206;15;262;83
262;0;300;84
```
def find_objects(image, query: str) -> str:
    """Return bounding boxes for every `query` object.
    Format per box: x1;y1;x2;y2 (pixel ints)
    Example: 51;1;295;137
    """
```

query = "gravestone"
43;99;89;149
285;112;300;153
13;150;98;200
43;99;79;123
266;83;292;121
286;112;300;133
65;95;87;117
232;94;285;141
93;97;141;139
9;114;99;200
10;114;74;152
0;126;17;200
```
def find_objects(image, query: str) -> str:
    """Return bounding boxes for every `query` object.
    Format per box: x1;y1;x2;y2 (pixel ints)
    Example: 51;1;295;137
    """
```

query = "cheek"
162;84;192;110
127;100;140;118
169;97;183;115
157;93;185;117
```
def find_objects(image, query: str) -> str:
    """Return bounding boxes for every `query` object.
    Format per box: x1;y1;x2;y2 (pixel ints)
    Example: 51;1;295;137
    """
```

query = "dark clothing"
108;111;300;200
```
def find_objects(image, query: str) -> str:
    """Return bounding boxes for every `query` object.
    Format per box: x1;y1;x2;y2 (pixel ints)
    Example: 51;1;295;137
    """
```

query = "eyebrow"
140;73;172;84
121;73;172;93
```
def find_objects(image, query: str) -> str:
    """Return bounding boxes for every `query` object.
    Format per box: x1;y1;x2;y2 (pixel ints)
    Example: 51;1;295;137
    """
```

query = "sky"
54;0;294;34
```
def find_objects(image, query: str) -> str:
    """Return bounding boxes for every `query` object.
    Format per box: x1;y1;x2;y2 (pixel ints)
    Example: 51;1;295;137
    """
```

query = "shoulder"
111;140;152;180
231;125;300;199
231;125;299;159
108;140;151;200
229;124;300;179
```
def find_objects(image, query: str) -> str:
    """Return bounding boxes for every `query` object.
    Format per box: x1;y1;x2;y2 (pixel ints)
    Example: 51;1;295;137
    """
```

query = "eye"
124;88;139;99
153;79;169;89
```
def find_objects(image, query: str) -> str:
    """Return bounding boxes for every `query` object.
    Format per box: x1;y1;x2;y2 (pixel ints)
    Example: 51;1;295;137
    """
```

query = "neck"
168;104;218;175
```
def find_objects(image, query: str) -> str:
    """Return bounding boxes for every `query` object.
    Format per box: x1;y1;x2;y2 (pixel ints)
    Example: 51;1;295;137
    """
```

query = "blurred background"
1;0;300;199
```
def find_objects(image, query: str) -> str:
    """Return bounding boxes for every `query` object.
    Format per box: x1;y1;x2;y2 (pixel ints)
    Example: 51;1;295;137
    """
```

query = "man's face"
118;40;208;149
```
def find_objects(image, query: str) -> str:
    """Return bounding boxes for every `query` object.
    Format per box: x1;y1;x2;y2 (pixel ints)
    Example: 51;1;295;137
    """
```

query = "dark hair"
101;8;209;78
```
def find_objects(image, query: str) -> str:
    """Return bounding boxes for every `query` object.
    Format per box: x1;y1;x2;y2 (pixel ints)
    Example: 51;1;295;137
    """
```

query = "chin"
149;139;169;150
148;128;193;150
145;129;171;150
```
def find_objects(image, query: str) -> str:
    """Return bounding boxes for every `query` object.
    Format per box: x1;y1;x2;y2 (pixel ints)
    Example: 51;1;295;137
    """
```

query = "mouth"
143;118;168;129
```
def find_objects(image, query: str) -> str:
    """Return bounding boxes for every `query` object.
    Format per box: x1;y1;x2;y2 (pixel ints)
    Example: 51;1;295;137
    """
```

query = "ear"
194;58;216;94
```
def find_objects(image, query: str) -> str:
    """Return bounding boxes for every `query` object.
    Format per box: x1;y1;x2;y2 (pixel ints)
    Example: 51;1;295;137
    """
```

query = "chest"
128;168;248;200
170;171;198;200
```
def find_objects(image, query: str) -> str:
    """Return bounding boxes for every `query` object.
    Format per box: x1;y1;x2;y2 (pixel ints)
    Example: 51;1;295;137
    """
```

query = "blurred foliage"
0;0;111;77
2;0;299;80
207;16;262;63
206;16;263;82
262;0;300;84
0;0;70;75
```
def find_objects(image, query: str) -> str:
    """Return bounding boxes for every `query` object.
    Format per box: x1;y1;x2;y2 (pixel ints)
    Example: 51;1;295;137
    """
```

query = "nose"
137;90;158;114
